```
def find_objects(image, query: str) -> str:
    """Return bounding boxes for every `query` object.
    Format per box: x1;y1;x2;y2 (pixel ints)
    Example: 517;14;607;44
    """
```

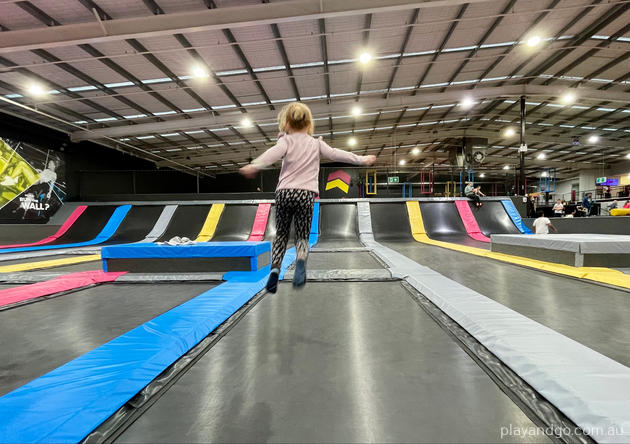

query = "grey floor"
117;281;544;444
0;283;215;396
385;241;630;367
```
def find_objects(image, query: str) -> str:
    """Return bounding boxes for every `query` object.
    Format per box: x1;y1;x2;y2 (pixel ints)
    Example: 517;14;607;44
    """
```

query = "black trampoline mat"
157;205;212;242
307;251;382;270
370;202;413;241
48;206;117;245
102;206;164;245
116;281;545;444
0;282;216;397
211;205;258;241
318;203;362;247
470;201;520;236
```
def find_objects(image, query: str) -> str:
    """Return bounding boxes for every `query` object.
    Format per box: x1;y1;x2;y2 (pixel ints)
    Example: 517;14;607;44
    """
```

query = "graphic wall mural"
320;168;360;198
0;136;65;222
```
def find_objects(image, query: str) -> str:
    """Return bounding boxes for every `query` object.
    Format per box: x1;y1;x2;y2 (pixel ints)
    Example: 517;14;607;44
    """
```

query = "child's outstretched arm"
319;139;375;165
240;136;288;178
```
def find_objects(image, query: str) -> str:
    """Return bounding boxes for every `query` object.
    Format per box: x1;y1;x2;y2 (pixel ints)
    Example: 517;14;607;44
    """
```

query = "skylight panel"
104;81;134;88
142;77;172;84
68;85;99;92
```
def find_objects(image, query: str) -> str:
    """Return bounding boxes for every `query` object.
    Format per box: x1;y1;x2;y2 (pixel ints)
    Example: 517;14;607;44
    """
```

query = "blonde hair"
278;102;314;135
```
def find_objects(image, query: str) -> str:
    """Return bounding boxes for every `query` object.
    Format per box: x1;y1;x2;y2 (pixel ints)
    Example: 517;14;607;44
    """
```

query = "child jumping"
239;102;375;293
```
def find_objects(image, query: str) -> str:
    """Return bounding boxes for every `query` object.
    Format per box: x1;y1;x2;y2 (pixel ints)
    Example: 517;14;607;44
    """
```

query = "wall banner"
0;137;65;223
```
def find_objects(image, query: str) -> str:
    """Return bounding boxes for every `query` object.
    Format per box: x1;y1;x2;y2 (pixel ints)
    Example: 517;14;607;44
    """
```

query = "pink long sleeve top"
252;132;371;193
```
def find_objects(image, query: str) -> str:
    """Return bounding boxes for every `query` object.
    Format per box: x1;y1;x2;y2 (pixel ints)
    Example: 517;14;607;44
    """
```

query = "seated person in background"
533;211;557;234
564;211;575;218
623;200;630;209
552;199;564;217
609;200;618;212
575;205;587;217
464;181;483;208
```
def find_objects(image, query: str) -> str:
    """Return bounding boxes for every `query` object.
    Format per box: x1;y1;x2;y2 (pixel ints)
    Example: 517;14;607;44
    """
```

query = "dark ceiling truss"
402;3;468;130
82;0;268;149
471;0;630;141
318;19;331;103
204;0;274;112
262;0;301;102
520;1;628;84
384;8;419;100
12;1;195;150
435;0;517;122
0;0;628;176
355;13;373;102
411;3;469;97
469;0;561;120
541;22;630;86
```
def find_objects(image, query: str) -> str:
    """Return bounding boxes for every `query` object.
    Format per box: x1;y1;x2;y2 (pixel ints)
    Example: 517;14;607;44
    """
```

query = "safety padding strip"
195;204;225;242
0;271;126;308
138;205;178;243
248;203;272;242
0;266;276;442
309;201;320;245
501;199;533;234
0;254;101;274
0;205;132;254
406;201;630;290
358;201;630;444
0;206;87;250
454;200;490;242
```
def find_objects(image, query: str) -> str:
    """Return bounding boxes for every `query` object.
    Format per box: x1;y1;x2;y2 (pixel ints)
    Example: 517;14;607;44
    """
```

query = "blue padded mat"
101;241;270;259
501;200;532;234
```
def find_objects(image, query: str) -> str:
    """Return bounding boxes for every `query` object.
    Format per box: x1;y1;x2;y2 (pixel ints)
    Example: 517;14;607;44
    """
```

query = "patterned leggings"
271;188;316;269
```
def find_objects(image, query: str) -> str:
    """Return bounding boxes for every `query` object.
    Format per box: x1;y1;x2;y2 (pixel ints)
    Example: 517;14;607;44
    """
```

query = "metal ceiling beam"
318;18;331;102
154;142;600;170
384;8;418;98
411;3;468;95
70;84;630;140
0;0;497;54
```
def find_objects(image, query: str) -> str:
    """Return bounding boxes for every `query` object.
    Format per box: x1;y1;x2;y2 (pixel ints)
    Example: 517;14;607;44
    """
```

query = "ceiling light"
537;152;546;159
399;159;406;166
503;165;510;170
503;127;516;137
526;35;541;47
541;171;548;177
560;91;576;105
27;82;46;97
351;106;362;116
348;137;357;147
626;153;630;159
588;135;599;144
411;147;420;156
359;52;372;64
191;65;209;78
240;117;253;127
479;173;485;178
460;97;475;110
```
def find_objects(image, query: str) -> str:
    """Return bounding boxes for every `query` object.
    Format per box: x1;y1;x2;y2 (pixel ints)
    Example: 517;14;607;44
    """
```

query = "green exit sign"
388;176;399;184
596;177;607;184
